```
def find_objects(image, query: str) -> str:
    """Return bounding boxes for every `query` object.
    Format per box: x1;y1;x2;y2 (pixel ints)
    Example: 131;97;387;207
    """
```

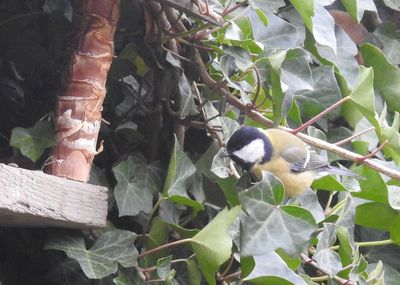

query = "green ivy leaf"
355;202;397;231
390;215;400;244
249;0;286;13
191;206;241;285
244;251;307;284
157;255;174;280
240;180;316;256
352;165;388;203
313;223;342;277
374;23;400;65
361;43;400;112
10;120;55;162
113;268;145;285
113;155;159;216
342;0;377;22
250;11;300;50
45;230;138;279
178;73;198;117
163;136;203;211
186;259;202;285
348;66;377;128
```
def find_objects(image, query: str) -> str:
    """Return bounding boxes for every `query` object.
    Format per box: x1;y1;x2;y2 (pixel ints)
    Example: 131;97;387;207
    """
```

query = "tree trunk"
47;0;120;182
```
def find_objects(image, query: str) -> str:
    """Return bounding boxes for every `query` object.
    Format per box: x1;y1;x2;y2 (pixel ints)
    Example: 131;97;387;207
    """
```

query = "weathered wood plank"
0;163;108;228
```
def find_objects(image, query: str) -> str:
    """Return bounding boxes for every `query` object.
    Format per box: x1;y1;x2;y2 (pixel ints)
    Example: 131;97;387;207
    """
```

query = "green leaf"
178;73;198;117
10;120;56;162
352;165;388;203
142;217;170;268
113;155;157;216
317;28;360;88
246;171;285;205
313;223;342;276
45;230;138;279
240;183;316;256
224;46;253;71
249;0;286;13
225;21;243;41
381;263;400;285
289;0;313;31
360;43;400;112
390;215;400;244
342;0;377;22
252;11;300;50
113;268;145;285
275;248;302;271
157;255;173;280
257;50;286;125
186;259;202;285
191;206;241;285
312;175;347;191
295;66;342;120
255;8;268;25
336;225;354;266
378;108;400;164
374;23;400;65
294;189;325;222
382;0;400;11
388;184;400;210
244;251;307;285
355;202;397;231
281;48;313;91
163;136;203;211
348;66;377;127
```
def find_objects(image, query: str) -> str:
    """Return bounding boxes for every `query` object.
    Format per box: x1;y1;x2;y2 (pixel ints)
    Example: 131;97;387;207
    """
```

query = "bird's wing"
281;147;328;173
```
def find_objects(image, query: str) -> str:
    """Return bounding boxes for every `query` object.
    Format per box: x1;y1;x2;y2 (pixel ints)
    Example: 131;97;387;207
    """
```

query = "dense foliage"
2;0;400;284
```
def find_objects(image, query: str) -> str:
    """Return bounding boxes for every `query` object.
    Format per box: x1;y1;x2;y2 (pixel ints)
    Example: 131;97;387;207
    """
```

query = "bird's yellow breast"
250;129;314;197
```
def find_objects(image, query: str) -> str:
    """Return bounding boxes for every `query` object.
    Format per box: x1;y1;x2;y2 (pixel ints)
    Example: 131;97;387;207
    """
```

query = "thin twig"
220;270;241;282
139;238;192;258
291;96;351;134
334;127;375;146
358;139;388;162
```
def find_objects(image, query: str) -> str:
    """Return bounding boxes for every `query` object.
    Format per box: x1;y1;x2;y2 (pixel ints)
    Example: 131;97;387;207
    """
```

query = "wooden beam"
0;163;107;228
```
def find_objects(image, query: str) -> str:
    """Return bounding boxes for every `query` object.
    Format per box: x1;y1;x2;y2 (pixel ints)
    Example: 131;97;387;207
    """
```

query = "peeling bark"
47;0;120;182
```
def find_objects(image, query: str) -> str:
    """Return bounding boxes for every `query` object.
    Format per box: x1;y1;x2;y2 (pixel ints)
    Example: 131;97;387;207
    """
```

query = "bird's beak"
220;149;230;158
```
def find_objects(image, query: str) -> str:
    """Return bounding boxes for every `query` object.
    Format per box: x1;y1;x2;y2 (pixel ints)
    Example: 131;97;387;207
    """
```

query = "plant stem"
136;196;165;248
358;139;389;162
324;192;335;215
329;239;394;251
139;238;192;258
140;256;193;273
335;127;375;146
310;275;330;282
301;253;354;285
220;270;241;282
291;97;351;134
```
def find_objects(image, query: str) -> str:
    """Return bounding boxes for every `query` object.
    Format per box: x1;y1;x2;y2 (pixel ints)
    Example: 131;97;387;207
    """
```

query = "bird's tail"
316;166;363;179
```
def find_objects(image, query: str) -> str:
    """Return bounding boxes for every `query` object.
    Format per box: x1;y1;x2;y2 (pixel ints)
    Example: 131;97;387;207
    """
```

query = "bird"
224;126;356;197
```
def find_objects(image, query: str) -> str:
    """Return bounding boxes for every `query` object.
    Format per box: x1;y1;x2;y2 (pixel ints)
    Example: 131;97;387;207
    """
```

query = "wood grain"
0;163;107;228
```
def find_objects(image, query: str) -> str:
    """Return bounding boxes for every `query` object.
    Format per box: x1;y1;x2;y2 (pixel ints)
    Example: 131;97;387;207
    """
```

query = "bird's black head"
226;126;272;170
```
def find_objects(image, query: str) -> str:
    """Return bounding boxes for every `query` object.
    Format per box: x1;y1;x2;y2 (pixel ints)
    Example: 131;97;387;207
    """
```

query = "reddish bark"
47;0;120;182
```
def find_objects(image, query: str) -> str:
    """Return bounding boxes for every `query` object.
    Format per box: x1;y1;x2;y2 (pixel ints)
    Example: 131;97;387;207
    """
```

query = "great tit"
225;126;355;197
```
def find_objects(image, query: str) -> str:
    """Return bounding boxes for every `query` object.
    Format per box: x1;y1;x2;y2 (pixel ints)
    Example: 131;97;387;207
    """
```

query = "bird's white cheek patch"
233;139;265;163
